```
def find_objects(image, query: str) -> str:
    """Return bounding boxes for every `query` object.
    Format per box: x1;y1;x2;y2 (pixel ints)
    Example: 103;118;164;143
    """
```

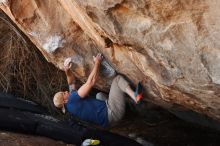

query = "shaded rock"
0;93;142;146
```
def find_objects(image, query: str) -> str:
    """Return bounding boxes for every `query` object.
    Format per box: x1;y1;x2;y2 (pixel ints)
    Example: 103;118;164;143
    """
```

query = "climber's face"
63;91;70;103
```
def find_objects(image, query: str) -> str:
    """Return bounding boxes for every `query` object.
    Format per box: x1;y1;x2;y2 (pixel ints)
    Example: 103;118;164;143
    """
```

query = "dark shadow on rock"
0;92;142;146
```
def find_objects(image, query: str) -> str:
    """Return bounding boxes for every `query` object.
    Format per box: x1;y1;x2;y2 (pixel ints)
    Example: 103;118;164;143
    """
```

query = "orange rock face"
1;0;220;121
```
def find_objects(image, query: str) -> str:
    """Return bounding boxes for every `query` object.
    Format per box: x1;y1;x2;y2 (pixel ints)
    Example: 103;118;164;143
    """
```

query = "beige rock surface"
1;0;220;121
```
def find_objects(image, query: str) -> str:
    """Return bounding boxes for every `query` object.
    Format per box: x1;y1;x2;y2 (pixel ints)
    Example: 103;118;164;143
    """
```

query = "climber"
53;53;143;128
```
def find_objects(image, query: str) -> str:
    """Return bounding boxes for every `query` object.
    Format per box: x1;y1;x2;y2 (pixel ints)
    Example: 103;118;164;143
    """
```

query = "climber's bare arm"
77;53;103;98
64;63;76;90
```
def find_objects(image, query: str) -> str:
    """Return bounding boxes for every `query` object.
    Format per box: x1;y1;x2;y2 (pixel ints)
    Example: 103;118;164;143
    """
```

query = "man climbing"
53;53;143;128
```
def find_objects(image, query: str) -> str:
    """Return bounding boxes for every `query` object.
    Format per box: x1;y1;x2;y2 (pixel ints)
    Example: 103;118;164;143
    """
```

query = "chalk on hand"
64;57;72;67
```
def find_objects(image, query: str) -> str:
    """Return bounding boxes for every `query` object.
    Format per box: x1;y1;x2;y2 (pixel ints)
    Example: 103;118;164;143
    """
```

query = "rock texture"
0;131;74;146
1;0;220;122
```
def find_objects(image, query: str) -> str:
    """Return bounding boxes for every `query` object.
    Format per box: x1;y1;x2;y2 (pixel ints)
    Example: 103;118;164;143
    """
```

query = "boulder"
1;0;220;122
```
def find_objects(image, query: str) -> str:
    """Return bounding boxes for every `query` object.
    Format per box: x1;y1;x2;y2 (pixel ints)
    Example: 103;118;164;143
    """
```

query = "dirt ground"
0;131;75;146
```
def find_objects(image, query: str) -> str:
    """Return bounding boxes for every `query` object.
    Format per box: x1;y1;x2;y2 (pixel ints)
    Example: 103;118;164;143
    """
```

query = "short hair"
53;92;64;108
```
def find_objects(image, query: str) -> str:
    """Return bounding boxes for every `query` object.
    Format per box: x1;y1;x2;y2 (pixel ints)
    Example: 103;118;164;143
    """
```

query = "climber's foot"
134;82;143;104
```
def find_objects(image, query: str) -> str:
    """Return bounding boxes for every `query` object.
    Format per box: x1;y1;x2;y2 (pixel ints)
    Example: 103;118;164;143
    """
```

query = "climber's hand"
63;58;72;71
93;53;103;65
64;62;72;71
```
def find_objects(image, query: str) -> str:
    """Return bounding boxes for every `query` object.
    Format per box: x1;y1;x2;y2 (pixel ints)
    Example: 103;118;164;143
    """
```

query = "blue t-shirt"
66;91;109;128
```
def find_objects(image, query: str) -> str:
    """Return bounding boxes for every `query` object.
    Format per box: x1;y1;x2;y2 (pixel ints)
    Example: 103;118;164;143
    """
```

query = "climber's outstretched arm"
64;62;76;90
77;53;103;98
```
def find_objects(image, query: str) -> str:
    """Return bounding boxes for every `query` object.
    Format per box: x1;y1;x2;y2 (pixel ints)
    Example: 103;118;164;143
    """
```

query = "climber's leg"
106;75;143;125
106;75;127;125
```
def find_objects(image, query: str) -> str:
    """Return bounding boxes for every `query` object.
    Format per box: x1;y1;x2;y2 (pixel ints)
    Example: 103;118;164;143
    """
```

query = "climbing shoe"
135;82;143;104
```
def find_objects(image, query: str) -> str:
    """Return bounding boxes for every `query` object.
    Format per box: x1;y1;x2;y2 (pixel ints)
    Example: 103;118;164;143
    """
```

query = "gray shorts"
96;75;129;126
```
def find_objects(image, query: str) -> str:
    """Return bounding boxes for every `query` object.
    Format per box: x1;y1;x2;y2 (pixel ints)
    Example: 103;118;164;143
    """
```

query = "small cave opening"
1;10;220;146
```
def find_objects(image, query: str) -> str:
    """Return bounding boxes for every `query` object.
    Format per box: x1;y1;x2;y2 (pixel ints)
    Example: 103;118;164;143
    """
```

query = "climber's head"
53;91;70;113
